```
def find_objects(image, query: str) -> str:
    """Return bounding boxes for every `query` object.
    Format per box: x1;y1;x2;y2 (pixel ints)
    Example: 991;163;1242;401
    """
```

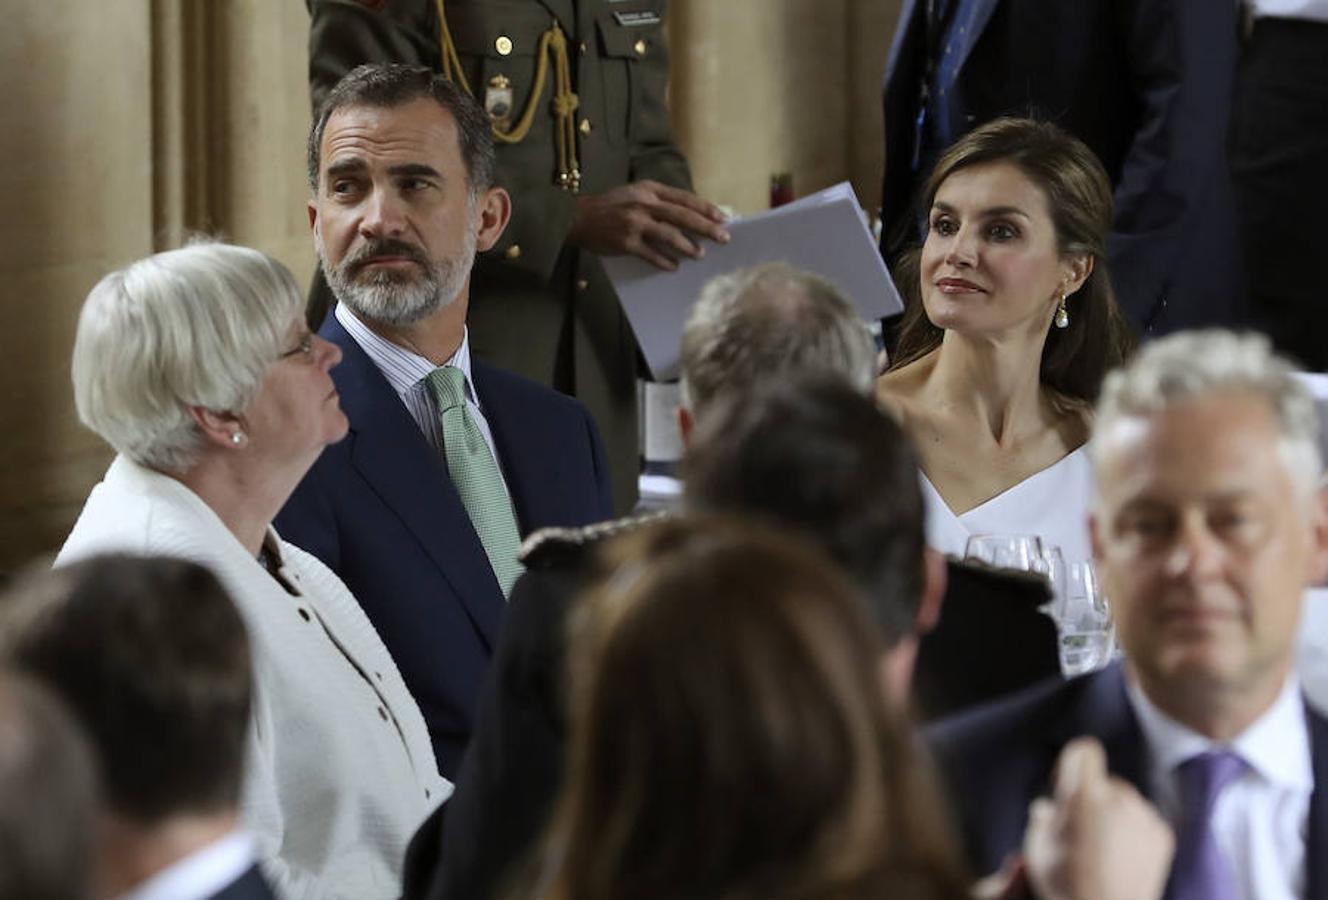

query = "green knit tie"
425;366;523;597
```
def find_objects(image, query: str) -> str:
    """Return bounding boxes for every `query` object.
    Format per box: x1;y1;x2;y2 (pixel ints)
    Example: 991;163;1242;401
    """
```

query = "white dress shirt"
336;304;511;496
1127;674;1313;900
1247;0;1328;22
120;830;255;900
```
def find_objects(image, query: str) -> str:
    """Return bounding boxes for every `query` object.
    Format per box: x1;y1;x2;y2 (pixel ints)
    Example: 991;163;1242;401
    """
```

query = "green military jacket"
308;0;693;513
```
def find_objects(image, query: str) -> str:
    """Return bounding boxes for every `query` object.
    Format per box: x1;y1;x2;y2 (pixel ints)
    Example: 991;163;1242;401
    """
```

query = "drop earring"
1054;292;1069;329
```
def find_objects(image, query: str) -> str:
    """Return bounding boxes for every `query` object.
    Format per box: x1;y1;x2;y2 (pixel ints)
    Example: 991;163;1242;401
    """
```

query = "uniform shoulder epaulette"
519;510;672;568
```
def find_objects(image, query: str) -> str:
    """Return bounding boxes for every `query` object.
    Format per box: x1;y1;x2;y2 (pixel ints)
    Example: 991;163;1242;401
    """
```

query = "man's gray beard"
321;231;476;328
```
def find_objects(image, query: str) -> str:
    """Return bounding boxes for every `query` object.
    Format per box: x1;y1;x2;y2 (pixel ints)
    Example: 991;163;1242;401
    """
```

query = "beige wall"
671;0;900;215
0;1;901;573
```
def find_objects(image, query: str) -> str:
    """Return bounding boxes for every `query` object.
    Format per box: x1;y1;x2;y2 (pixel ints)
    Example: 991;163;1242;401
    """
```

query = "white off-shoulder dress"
920;446;1095;568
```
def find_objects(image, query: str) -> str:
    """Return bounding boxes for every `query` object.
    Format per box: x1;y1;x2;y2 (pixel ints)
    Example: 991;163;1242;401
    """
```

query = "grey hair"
1092;329;1322;497
71;241;302;474
678;263;877;416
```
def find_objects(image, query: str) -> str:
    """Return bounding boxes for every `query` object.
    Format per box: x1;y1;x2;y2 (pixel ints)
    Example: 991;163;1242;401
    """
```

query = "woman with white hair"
57;242;447;899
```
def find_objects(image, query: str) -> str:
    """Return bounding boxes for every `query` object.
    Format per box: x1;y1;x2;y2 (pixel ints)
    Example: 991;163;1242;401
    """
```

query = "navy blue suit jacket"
880;0;1243;335
928;664;1328;896
274;312;614;777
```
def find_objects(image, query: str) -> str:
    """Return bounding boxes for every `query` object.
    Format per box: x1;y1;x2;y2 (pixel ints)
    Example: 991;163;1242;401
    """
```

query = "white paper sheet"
602;182;904;380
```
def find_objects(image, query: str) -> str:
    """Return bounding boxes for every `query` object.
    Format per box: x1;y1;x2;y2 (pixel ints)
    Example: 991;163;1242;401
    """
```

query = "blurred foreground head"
0;554;252;896
0;673;97;900
530;516;967;900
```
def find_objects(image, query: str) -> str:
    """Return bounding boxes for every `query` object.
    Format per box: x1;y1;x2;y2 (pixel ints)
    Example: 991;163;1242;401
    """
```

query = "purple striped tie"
1170;750;1247;900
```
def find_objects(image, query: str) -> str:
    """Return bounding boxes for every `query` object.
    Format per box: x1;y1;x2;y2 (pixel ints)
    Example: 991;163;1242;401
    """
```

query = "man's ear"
187;406;247;450
308;198;319;233
1307;485;1328;587
915;547;946;634
474;186;512;252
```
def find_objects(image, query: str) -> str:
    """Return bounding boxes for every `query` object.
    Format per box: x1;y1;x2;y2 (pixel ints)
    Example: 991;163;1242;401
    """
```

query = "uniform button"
579;117;592;135
495;35;514;55
425;788;432;800
298;608;311;622
374;671;383;681
378;706;388;722
578;41;588;55
633;39;647;56
505;244;522;260
576;278;589;291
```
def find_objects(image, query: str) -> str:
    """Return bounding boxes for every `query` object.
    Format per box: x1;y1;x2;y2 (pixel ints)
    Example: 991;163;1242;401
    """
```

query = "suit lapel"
323;314;504;648
1056;663;1149;793
1306;702;1328;900
472;362;547;535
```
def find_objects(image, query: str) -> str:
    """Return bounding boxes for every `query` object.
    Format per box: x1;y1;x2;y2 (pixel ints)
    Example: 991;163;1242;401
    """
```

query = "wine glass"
963;534;1066;598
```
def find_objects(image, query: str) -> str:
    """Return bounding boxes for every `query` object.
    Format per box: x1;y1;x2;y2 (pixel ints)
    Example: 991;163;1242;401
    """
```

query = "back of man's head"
682;377;925;645
0;554;252;825
678;263;877;420
0;674;97;900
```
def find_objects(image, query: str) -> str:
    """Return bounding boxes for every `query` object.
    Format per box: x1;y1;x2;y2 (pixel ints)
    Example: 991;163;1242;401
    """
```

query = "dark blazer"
880;0;1243;335
274;311;614;777
402;546;1062;900
210;864;277;900
928;663;1328;896
912;559;1059;722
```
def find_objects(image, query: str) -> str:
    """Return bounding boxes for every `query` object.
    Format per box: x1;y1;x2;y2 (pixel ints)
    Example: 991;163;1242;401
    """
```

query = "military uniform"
308;0;693;513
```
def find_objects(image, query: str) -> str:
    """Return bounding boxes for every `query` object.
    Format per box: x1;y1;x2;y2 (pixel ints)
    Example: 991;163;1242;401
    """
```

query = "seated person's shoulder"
519;512;671;572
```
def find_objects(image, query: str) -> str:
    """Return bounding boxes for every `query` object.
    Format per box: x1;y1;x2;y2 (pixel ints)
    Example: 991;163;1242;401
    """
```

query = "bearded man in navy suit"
276;64;612;778
931;331;1328;899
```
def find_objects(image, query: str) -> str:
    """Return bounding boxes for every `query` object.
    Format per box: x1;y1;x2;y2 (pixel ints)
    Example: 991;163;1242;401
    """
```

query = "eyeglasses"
279;332;315;360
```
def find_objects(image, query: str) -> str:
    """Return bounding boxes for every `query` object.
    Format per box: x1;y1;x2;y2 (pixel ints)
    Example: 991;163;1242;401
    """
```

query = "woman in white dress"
57;242;448;899
877;118;1135;567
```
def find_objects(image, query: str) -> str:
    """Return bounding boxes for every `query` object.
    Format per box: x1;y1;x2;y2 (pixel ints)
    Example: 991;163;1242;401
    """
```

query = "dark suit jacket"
913;559;1059;722
210;864;277;900
274;312;613;777
402;548;1062;900
880;0;1243;335
928;663;1328;896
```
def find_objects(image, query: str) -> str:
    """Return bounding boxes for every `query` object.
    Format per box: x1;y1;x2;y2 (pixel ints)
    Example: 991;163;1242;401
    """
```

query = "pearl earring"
1054;292;1069;329
231;431;246;446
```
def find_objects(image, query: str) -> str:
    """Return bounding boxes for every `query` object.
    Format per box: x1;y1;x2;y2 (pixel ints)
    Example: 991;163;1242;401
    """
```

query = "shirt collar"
118;829;255;900
1127;670;1314;794
335;303;478;407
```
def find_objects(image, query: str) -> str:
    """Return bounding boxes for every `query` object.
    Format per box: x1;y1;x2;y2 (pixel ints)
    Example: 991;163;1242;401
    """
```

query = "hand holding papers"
602;182;905;380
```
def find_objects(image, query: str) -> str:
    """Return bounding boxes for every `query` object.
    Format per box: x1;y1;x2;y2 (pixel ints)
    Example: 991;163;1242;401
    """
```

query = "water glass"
1055;560;1114;677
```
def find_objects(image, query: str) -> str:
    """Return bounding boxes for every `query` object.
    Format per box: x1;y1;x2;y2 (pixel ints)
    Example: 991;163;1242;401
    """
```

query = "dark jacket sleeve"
1104;0;1240;331
421;563;582;900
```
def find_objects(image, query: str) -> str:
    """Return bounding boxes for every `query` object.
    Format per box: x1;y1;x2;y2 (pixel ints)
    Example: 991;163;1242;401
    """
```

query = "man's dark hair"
307;62;496;192
683;377;926;644
0;555;252;823
0;674;97;900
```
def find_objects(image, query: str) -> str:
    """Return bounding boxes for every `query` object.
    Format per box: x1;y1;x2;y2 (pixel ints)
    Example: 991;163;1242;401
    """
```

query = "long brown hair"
891;117;1135;402
525;516;969;900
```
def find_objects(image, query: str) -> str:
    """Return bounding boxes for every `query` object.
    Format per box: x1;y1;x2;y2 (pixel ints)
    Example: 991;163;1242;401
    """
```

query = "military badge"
485;74;514;131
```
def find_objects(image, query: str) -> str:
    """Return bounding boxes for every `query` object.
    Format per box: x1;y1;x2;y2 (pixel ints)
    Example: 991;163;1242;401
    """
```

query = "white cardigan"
56;456;450;900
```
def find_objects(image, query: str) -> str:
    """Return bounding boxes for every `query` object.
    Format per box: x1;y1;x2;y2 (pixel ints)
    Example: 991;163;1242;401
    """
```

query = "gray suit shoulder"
518;511;672;570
